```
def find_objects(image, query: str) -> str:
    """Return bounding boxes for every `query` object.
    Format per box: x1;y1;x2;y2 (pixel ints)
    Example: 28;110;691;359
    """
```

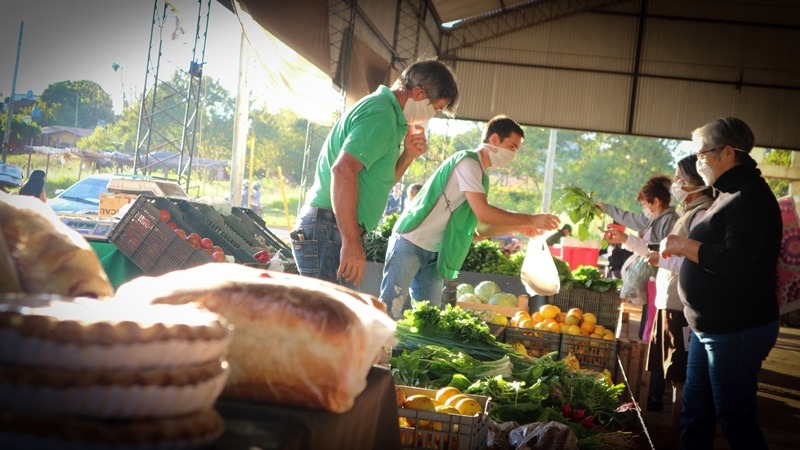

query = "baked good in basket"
116;263;397;413
0;191;113;297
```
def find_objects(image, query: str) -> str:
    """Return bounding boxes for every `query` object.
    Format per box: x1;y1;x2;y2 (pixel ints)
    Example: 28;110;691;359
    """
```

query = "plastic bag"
521;236;560;296
509;421;578;450
619;254;656;305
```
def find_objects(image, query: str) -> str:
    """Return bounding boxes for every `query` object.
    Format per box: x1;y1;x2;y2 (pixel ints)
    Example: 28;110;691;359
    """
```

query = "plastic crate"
109;195;212;275
397;386;490;450
231;207;292;255
169;199;257;264
549;288;621;330
560;334;617;372
504;326;562;359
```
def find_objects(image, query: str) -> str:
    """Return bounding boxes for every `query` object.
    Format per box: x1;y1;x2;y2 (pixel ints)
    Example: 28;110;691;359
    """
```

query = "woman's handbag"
520;236;561;296
619;254;656;305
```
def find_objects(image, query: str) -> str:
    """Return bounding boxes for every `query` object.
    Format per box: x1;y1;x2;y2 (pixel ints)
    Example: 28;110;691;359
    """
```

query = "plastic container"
505;326;562;359
109;195;212;275
396;385;491;450
561;246;600;270
168;199;257;264
560;334;617;372
549;288;622;330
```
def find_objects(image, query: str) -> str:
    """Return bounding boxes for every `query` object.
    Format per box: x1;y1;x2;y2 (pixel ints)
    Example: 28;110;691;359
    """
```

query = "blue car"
47;174;113;214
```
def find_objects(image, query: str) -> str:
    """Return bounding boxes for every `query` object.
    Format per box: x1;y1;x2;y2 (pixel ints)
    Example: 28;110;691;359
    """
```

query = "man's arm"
465;191;560;232
330;151;366;285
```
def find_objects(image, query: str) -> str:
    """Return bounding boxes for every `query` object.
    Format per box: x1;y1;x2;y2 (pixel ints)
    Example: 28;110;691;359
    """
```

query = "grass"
5;153;301;227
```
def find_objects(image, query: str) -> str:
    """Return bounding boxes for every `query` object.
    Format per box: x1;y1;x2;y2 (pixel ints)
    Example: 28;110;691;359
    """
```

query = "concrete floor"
620;304;800;450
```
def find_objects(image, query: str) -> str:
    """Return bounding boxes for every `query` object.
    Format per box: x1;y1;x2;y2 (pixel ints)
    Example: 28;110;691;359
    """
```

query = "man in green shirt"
292;59;459;287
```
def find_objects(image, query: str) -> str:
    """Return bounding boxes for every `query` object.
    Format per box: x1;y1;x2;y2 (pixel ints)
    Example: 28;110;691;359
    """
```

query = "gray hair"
692;117;755;162
393;59;459;116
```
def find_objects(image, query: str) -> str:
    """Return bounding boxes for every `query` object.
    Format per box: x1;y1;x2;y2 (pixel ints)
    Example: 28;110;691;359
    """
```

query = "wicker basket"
549;288;622;329
109;196;212;275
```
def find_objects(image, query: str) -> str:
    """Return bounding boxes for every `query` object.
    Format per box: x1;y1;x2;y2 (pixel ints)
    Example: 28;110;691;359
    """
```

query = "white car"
47;174;113;214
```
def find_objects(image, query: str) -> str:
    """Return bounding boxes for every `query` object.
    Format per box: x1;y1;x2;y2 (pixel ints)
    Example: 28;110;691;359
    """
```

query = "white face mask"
642;207;654;221
696;158;717;186
670;183;705;204
403;97;436;125
484;143;517;168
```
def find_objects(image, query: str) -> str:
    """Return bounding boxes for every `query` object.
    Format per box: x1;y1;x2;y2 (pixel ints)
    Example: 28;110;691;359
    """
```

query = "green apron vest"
395;151;489;280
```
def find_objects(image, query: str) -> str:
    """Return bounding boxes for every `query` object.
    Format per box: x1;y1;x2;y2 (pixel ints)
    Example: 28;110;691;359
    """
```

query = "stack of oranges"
508;304;615;340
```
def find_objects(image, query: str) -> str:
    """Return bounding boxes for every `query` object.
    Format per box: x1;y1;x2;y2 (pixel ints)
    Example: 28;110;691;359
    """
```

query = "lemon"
547;321;561;333
445;393;470;407
403;395;437;427
567;324;582;335
435;386;461;405
583;313;597;325
539;304;560;319
489;313;508;326
455;397;482;416
567;308;583;321
564;314;580;326
511;341;528;355
435;405;461;415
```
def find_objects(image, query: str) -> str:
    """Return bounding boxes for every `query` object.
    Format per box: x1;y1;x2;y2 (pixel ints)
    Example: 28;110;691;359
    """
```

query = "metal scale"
59;214;119;242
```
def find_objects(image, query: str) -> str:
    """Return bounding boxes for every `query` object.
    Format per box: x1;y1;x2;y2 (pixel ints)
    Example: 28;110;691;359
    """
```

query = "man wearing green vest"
379;115;560;320
291;59;459;287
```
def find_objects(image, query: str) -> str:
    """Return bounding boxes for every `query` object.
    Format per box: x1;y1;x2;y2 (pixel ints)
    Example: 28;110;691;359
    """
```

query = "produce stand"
88;241;144;289
211;366;400;450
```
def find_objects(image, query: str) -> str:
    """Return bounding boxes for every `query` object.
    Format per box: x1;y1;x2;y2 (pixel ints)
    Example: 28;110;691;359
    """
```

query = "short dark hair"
407;183;422;197
677;154;713;197
394;59;459;116
636;175;671;206
482;115;524;143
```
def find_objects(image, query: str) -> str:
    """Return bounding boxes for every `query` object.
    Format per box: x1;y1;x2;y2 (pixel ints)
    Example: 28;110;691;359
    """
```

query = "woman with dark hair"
18;170;47;202
662;117;781;449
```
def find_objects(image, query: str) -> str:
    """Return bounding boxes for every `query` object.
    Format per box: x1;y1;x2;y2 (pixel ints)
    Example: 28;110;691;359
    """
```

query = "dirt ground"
620;305;800;450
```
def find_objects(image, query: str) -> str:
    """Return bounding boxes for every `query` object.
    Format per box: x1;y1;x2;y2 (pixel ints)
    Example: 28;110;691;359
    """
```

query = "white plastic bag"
520;236;561;296
619;255;656;305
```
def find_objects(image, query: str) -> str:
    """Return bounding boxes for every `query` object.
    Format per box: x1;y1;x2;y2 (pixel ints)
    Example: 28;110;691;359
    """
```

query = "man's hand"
402;125;428;159
595;201;606;212
647;250;660;266
530;214;560;231
517;224;545;236
337;238;366;285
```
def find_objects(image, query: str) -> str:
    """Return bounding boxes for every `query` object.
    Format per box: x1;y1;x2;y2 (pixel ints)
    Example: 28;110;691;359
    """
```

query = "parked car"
47;174;113;214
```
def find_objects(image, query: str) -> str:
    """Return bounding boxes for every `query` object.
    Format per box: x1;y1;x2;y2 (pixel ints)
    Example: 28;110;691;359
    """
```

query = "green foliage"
461;240;507;273
38;80;114;129
0;111;41;146
764;149;791;197
560;186;604;241
363;213;399;263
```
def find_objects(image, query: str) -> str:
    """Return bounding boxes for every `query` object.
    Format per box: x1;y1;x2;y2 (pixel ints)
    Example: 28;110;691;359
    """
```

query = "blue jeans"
290;211;360;289
680;320;779;450
379;234;444;320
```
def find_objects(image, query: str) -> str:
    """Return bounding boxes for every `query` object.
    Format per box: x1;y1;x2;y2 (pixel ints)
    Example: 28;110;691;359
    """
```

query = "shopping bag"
619;254;656;305
521;236;560;296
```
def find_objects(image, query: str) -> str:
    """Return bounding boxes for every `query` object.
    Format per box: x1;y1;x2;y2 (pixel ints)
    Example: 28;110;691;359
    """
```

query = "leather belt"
300;206;366;237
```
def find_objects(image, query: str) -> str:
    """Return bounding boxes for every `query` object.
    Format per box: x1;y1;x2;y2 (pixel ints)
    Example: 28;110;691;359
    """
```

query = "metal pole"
74;91;79;128
542;128;558;213
230;30;250;207
2;22;24;163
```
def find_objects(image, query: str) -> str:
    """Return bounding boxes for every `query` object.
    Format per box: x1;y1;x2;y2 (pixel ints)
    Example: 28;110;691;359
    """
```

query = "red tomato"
166;221;178;230
200;237;214;249
174;228;187;239
212;246;224;254
186;234;201;249
159;209;171;222
211;251;226;262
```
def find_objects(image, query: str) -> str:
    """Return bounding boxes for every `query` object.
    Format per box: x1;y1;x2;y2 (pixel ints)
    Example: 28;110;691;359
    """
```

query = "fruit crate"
230;207;292;256
549;288;622;330
504;326;562;359
396;386;491;450
560;334;618;372
110;195;212;275
168;199;257;264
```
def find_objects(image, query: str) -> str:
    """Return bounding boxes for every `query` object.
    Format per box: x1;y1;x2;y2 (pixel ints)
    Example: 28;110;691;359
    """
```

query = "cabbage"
488;292;518;307
474;281;500;302
456;283;474;298
457;293;481;304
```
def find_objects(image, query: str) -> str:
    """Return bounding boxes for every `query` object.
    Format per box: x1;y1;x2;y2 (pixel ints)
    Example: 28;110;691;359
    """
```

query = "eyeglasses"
696;147;724;162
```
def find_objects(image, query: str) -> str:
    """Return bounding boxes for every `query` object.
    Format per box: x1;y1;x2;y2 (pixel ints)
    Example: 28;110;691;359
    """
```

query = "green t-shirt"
306;86;407;230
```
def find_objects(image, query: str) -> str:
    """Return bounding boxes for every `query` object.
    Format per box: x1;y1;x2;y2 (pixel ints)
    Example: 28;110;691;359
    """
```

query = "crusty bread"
0;192;113;297
116;263;396;413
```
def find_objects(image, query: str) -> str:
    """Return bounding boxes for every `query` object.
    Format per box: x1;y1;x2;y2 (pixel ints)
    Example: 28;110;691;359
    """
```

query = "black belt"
300;206;367;237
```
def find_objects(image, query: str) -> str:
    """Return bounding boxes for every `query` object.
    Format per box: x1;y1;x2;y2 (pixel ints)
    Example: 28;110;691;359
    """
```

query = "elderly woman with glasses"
661;117;781;449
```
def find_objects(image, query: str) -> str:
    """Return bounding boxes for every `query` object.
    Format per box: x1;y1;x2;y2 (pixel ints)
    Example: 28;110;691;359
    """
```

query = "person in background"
545;223;572;246
0;163;23;194
379;115;559;320
662;117;781;449
292;59;458;286
606;242;633;279
250;181;262;215
598;176;678;335
241;179;250;208
642;153;714;443
404;183;423;210
384;183;404;216
18;169;47;202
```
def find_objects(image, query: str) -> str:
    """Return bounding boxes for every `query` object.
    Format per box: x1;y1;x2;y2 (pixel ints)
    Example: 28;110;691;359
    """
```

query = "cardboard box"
99;193;138;217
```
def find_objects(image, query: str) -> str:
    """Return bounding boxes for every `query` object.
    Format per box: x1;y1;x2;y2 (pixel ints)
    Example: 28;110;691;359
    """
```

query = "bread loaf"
0;192;113;297
116;263;396;413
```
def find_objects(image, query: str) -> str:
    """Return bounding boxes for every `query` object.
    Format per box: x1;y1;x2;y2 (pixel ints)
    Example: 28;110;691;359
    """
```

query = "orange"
546;322;561;333
556;312;567;323
518;318;535;329
580;321;596;334
582;313;597;325
539;304;560;319
567;308;583;321
531;311;545;323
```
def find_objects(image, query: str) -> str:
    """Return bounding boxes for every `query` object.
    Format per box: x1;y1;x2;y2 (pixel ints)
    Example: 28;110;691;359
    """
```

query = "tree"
38;80;114;129
764;149;792;197
0;109;41;148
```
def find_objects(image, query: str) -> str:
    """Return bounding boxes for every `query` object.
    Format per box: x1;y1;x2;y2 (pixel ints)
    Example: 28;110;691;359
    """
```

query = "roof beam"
442;0;626;53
